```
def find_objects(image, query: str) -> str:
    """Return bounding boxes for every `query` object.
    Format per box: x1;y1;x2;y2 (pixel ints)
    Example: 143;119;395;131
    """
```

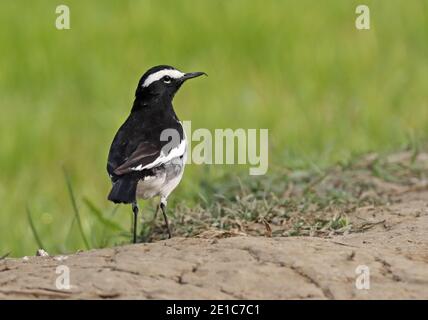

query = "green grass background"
1;0;427;256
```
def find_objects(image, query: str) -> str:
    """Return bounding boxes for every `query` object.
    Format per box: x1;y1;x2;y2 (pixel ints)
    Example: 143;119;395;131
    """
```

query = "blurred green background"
1;0;427;256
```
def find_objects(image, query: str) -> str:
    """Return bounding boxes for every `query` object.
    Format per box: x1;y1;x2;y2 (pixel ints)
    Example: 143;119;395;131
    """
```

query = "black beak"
181;72;207;82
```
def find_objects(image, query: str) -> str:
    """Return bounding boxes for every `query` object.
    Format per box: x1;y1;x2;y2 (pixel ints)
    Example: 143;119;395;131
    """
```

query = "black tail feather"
108;177;138;204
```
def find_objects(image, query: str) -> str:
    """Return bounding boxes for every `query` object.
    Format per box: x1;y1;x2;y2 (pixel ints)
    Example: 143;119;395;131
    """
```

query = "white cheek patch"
142;69;185;87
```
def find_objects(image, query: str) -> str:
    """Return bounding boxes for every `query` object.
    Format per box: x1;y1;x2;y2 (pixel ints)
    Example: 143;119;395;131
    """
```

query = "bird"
106;65;206;243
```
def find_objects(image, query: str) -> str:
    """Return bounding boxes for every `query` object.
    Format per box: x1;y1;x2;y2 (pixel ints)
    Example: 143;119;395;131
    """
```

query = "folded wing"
113;138;186;176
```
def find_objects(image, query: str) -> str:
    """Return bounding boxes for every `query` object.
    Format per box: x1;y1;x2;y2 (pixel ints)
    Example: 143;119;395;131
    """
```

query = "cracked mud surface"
1;190;427;299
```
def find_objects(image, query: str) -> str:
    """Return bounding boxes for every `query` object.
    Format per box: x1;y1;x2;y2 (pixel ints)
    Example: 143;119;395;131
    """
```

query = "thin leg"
160;201;172;239
153;204;160;222
132;202;139;244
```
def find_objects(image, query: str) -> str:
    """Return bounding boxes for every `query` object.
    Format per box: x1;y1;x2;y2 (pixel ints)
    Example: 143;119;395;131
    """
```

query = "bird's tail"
108;177;138;204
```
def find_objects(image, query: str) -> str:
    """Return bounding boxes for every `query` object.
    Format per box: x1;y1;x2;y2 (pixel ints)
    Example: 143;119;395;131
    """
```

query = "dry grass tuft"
142;150;428;241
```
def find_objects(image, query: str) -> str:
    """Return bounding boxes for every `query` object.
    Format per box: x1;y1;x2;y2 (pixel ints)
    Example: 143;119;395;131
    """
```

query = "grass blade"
63;167;90;250
0;252;10;260
26;206;45;250
83;197;124;232
100;205;121;248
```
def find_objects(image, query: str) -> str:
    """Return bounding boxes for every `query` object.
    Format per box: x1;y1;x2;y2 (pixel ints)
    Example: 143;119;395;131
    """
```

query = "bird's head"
135;65;206;100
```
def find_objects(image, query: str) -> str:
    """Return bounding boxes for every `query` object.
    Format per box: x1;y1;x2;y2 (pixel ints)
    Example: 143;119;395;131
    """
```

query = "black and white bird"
107;65;206;243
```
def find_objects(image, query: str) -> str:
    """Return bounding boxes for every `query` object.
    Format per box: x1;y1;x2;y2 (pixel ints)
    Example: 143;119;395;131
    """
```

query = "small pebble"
36;249;49;257
54;255;68;262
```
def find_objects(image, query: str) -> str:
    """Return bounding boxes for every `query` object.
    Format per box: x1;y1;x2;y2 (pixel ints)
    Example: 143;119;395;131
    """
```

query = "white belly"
136;173;166;199
136;155;185;201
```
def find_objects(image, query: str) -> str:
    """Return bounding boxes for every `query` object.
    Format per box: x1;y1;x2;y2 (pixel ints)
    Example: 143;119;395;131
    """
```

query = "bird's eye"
163;76;172;83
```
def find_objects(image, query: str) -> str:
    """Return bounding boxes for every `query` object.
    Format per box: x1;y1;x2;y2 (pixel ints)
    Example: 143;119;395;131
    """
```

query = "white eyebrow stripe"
142;69;185;87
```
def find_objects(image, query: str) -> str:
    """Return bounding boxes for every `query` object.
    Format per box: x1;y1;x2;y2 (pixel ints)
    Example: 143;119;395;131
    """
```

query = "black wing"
113;142;160;175
107;116;184;178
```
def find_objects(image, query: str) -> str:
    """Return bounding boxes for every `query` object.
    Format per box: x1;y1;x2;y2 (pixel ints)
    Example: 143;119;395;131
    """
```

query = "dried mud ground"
1;152;428;299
